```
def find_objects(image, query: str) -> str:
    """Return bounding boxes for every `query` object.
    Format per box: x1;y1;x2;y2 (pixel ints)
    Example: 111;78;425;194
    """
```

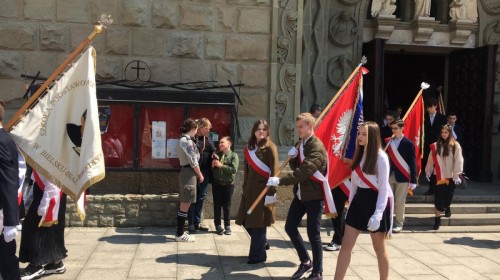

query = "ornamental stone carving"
480;0;500;15
281;9;298;37
371;0;397;18
277;36;293;64
276;91;294;146
339;0;361;6
449;0;478;22
329;11;358;47
483;21;500;45
327;55;354;88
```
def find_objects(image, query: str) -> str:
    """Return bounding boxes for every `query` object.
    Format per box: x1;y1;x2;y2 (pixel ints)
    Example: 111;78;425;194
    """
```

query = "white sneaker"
392;226;403;233
175;232;195;242
325;241;340;251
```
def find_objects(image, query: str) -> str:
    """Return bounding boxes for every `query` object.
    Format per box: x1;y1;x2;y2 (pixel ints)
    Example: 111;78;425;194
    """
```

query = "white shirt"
429;113;436;125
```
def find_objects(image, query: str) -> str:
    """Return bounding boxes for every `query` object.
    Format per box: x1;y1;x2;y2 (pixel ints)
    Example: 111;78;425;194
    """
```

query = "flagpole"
315;56;367;124
5;15;113;131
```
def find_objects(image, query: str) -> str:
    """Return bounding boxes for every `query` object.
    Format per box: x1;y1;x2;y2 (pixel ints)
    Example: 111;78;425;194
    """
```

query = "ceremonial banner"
315;67;367;189
10;47;104;218
403;93;424;175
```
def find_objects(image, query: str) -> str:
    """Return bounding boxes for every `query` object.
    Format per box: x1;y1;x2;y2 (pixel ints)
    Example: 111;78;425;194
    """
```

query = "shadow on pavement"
444;237;500;249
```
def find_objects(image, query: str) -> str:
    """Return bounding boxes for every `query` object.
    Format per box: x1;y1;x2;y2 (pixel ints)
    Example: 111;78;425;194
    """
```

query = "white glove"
287;147;298;158
3;226;18;243
409;183;417;190
38;190;58;216
367;215;381;232
264;194;278;207
453;178;462;185
425;174;431;182
266;177;280;186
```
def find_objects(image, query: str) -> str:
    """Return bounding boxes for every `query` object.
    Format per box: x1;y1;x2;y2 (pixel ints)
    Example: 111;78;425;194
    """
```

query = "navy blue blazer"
424;112;447;146
0;128;20;227
451;124;464;146
388;136;417;184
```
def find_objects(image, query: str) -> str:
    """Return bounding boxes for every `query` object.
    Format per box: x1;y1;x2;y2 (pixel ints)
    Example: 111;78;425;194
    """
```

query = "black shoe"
196;224;209;232
445;208;452;218
291;261;312;280
247;259;266;264
20;264;44;280
44;261;66;275
224;226;232;235
306;271;323;280
265;242;270;250
433;217;441;230
188;225;197;234
215;225;224;235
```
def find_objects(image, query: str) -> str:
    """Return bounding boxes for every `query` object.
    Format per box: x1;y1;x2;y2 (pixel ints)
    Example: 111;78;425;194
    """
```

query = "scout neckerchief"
244;147;271;178
298;137;337;217
33;170;62;227
430;142;449;185
385;137;410;181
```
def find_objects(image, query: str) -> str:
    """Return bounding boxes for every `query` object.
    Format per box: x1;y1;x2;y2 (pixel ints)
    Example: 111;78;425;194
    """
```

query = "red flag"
403;94;425;175
315;68;366;189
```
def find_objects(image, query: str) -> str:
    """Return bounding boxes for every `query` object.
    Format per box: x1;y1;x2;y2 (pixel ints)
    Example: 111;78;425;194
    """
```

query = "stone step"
404;213;500;226
407;195;500;203
404;203;500;214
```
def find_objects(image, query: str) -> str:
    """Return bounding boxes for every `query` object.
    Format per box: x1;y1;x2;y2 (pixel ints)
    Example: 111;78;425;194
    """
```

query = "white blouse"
349;149;392;220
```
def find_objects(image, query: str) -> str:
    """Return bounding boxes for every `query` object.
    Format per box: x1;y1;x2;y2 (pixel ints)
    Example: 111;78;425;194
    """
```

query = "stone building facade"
1;1;499;226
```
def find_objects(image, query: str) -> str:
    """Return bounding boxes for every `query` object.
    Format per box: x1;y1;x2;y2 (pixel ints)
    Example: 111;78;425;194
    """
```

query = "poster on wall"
152;121;166;159
167;139;179;158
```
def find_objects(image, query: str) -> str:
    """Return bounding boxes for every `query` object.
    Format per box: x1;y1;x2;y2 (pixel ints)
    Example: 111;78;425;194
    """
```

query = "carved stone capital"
373;15;399;40
411;17;440;42
449;19;478;45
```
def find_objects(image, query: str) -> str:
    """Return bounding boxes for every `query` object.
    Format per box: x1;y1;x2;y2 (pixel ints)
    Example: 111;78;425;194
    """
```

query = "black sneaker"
20;264;44;280
445;207;452;218
188;225;197;234
215;225;224;235
196;224;209;232
44;261;66;275
224;226;232;235
265;242;270;250
306;271;323;280
291;261;312;280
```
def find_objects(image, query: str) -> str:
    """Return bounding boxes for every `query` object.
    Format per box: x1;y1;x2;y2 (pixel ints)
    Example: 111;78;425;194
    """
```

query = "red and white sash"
299;141;337;216
244;147;271;178
354;166;394;237
33;170;62;227
385;138;410;181
430;143;449;185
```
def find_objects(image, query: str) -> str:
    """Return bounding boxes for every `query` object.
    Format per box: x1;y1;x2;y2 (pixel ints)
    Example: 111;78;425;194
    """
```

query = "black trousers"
245;226;267;262
212;182;234;227
330;187;348;245
285;196;323;273
0;234;20;280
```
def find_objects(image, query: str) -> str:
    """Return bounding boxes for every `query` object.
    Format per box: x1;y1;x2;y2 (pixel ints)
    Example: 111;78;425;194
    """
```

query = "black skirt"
345;187;391;233
435;180;455;212
19;183;67;266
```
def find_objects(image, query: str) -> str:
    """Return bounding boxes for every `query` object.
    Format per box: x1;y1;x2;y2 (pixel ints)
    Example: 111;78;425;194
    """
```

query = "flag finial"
360;56;367;65
420;82;430;90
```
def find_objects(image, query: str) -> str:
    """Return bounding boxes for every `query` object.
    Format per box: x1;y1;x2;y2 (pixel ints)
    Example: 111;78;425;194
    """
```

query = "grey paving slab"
5;222;500;280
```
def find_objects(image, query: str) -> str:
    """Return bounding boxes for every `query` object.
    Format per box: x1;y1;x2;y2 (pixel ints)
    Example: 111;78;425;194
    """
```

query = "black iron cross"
131;61;145;79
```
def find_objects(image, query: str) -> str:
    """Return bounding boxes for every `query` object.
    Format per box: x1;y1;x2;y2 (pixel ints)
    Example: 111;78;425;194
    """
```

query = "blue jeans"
188;169;210;226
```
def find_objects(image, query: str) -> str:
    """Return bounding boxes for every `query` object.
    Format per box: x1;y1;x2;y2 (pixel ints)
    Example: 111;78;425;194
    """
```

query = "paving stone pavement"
5;222;500;280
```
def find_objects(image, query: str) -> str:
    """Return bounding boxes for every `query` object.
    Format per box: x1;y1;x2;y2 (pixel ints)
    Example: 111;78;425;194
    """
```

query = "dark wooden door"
447;45;497;182
362;39;385;123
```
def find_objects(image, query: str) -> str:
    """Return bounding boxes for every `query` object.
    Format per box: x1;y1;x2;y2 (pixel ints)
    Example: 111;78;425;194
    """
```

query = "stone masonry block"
69;25;105;54
102;194;123;202
0;0;20;18
227;0;271;6
105;204;125;214
205;33;224;60
91;0;118;25
217;7;237;32
152;0;178;29
237;8;271;34
122;0;148;27
40;24;66;51
105;27;130;55
146;57;181;85
0;23;35;50
167;32;203;58
99;215;114;226
132;29;164;56
24;0;55;20
180;60;213;82
88;204;105;214
23;52;57;79
180;4;215;31
225;35;269;61
56;0;89;23
96;56;122;80
238;90;269;116
85;219;99;227
213;63;237;84
0;51;23;78
125;204;139;217
238;63;269;88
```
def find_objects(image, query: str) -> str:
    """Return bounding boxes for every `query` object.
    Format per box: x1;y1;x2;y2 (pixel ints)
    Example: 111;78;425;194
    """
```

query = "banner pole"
5;15;113;131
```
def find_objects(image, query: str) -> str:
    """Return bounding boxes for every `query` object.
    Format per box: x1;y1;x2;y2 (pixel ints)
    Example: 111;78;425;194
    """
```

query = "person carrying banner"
385;120;417;233
188;118;215;234
0;100;21;280
334;121;394;280
425;124;463;230
19;170;67;280
235;120;278;264
211;136;239;235
176;118;203;242
267;112;328;280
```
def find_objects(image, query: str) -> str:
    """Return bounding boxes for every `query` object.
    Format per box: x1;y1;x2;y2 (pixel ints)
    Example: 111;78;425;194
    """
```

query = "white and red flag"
9;47;104;222
315;67;368;195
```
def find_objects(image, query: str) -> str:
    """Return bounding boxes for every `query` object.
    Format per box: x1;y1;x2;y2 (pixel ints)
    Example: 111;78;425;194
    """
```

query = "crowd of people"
1;96;465;280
